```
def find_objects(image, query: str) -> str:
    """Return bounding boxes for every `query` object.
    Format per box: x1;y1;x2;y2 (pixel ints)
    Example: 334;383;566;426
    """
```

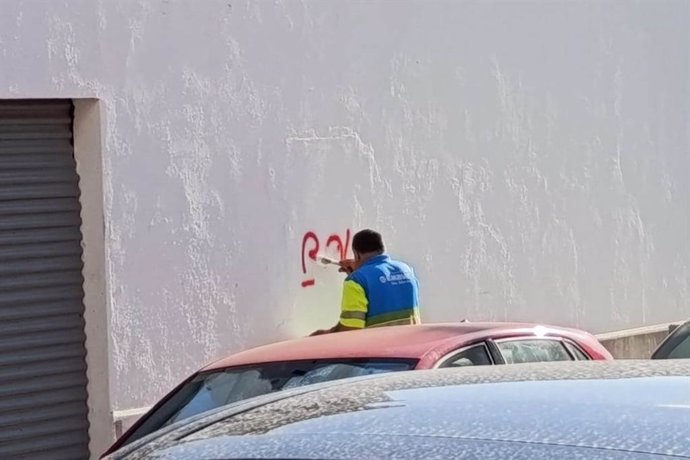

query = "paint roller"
315;254;356;274
315;254;342;267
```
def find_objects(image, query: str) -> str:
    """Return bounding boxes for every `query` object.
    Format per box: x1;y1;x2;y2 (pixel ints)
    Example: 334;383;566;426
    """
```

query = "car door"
434;337;590;368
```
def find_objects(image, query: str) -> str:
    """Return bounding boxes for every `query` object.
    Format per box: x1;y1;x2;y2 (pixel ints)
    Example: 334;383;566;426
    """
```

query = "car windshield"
120;359;415;448
653;323;690;359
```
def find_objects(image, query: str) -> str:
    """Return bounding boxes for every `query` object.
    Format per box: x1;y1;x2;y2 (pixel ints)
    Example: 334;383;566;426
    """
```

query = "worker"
310;229;420;336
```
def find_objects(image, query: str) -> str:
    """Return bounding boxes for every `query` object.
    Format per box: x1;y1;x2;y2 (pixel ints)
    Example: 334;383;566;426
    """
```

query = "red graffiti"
300;228;351;288
326;228;351;261
301;231;319;273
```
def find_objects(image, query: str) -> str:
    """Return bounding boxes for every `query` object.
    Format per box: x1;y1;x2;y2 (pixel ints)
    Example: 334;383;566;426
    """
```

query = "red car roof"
203;322;610;371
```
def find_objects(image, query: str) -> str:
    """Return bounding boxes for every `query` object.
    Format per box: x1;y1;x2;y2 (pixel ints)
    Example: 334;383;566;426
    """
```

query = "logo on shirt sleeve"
379;272;412;285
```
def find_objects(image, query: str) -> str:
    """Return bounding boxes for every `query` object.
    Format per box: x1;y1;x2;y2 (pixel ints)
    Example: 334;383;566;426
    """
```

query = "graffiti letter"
301;231;319;287
326;228;351;260
300;229;351;288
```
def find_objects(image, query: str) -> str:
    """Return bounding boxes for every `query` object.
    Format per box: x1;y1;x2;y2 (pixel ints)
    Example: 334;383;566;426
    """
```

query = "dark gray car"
652;320;690;359
108;360;690;459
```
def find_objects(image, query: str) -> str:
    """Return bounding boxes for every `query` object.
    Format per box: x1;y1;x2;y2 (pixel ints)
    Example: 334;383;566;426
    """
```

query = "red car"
103;321;612;457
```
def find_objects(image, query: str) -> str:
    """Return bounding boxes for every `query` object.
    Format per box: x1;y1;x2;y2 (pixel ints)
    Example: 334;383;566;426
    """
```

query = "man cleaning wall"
311;229;420;336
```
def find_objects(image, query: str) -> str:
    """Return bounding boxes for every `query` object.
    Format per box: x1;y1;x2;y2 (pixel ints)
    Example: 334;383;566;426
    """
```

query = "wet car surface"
111;360;690;459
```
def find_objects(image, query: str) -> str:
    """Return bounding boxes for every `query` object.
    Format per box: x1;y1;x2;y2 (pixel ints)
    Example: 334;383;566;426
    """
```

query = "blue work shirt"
339;254;420;328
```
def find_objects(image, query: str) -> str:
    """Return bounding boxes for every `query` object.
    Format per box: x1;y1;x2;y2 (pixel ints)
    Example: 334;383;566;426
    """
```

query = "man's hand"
338;259;358;275
310;323;359;337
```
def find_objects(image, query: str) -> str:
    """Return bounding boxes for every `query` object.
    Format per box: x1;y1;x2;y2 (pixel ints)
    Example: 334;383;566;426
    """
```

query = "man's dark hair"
352;229;385;254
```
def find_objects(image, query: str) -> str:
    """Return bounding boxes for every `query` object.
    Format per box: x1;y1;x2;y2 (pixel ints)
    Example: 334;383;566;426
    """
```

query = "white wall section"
0;0;687;412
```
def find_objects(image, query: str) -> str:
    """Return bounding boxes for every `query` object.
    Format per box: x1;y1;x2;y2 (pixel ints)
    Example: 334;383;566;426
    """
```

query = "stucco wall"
1;0;688;411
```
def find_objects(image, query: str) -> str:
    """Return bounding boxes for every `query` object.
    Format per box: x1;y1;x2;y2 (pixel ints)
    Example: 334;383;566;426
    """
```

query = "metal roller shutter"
0;100;90;459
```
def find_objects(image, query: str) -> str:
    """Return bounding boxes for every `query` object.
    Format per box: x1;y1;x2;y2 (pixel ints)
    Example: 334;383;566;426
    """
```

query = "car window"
563;341;590;360
164;369;272;426
281;362;407;389
653;323;690;359
437;344;493;368
118;359;416;449
497;339;573;364
666;335;690;359
161;361;413;428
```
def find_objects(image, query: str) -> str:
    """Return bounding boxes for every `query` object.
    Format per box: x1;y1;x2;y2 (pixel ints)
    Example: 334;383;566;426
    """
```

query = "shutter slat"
0;342;85;368
0;159;77;171
0;100;72;111
0;240;83;259
0;168;78;184
0;131;73;141
0;314;85;337
0;198;81;215
0;256;84;275
0;327;86;353
0;99;89;459
0;356;86;384
0;384;86;414
0;407;88;440
0;372;86;398
0;285;83;308
0;139;72;149
0;271;84;291
0;212;82;231
0;145;74;155
0;118;71;125
0;182;79;200
0;300;84;323
0;437;88;460
0;227;83;245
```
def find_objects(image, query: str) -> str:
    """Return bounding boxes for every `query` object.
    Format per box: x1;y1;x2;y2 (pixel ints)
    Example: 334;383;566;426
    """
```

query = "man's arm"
310;279;368;336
